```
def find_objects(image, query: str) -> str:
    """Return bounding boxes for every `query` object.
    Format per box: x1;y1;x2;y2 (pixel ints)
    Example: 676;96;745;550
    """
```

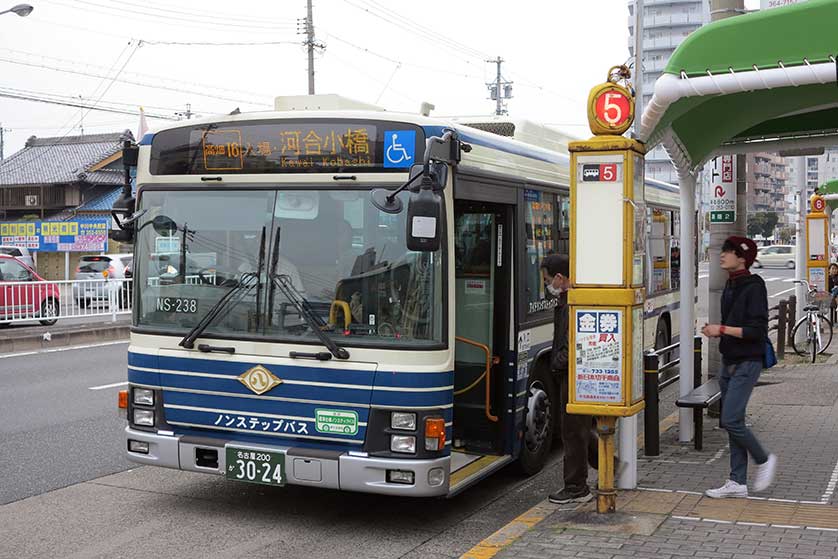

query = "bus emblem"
238;365;282;395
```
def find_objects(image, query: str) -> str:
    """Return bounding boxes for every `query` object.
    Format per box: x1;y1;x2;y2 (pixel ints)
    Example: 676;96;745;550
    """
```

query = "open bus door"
449;200;515;493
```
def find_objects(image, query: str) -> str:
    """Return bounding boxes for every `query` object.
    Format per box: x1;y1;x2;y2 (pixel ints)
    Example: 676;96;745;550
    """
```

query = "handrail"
454;336;498;422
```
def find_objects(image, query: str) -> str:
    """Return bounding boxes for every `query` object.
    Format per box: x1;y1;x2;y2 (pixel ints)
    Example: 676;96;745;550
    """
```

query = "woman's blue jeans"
720;360;769;485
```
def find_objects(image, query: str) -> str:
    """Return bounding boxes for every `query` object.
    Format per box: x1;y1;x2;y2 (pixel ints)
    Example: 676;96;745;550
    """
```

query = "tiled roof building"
0;131;133;221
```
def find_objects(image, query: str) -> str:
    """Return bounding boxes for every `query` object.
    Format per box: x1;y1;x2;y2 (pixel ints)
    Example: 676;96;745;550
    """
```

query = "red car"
0;254;60;326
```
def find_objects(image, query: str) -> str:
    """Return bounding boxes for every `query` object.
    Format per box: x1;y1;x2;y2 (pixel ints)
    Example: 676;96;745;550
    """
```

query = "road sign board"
709;155;736;224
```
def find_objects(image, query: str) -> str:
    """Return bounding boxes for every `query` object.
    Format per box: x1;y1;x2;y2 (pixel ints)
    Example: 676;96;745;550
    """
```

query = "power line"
98;0;299;27
0;54;272;107
0;42;143;176
340;0;488;64
41;0;296;33
0;47;276;102
324;32;484;80
0;88;177;119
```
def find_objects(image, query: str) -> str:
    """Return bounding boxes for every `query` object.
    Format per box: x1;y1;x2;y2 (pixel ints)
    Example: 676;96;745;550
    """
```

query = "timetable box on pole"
806;194;829;293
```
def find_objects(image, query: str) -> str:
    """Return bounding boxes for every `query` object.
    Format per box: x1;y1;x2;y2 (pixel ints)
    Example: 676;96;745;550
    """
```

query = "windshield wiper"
180;226;267;349
270;273;350;360
179;272;259;349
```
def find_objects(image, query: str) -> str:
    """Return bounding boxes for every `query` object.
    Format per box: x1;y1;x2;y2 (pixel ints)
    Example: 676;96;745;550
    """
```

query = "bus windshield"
134;188;444;348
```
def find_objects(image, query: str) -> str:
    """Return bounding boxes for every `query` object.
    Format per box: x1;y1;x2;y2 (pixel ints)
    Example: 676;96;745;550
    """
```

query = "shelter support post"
795;159;807;341
679;172;696;443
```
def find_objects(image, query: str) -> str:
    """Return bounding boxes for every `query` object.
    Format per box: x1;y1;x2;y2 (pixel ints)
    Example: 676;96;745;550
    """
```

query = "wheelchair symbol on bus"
383;130;416;168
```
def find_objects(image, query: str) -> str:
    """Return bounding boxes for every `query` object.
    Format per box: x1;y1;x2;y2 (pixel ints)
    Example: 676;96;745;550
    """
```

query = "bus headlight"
390;412;416;431
133;409;155;427
390;435;416;454
133;388;154;406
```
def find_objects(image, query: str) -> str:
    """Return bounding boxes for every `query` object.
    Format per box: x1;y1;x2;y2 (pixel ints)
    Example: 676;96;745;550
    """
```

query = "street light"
0;3;34;17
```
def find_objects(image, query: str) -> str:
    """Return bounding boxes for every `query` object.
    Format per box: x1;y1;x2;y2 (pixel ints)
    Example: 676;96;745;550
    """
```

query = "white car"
0;245;34;269
72;253;133;308
754;245;795;269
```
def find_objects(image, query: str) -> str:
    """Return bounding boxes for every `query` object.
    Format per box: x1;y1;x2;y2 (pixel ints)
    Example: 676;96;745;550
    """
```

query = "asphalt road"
0;342;132;505
0;340;685;559
697;260;798;323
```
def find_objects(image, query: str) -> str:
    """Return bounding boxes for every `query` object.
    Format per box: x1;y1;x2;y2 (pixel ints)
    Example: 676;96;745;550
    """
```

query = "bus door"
452;201;512;455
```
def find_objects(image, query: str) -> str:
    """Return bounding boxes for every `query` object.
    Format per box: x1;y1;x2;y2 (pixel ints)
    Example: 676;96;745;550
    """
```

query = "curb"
0;324;130;354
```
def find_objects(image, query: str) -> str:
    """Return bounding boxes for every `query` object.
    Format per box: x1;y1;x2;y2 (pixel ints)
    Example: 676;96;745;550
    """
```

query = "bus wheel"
654;319;671;363
517;367;554;475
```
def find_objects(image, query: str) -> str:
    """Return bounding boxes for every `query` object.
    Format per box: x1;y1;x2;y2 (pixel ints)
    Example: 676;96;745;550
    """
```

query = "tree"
747;212;780;239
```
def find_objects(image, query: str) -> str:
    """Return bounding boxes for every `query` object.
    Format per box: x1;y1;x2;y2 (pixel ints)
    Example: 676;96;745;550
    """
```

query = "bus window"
556;194;570;257
524;189;558;315
648;208;672;294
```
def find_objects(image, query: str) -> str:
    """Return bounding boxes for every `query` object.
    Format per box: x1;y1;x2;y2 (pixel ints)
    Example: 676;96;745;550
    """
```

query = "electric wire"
0;42;143;176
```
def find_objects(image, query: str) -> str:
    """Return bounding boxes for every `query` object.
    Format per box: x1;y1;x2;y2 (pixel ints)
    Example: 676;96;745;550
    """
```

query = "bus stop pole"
678;172;696;443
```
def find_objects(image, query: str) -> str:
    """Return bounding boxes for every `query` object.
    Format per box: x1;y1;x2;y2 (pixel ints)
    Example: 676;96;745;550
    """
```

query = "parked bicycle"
791;279;833;362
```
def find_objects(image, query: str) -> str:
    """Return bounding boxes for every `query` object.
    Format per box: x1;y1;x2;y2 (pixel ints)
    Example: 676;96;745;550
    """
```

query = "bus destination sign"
150;120;424;175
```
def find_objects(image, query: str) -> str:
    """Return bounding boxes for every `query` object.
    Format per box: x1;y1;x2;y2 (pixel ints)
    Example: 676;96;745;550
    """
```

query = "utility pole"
298;0;324;95
175;104;193;120
707;0;746;399
486;57;512;115
306;0;315;94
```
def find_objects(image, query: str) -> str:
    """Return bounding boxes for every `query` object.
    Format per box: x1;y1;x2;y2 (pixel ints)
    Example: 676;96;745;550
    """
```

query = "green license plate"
225;447;285;486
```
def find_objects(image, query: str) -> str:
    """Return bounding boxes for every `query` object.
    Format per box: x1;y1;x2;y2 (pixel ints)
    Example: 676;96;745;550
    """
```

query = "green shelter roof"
638;0;838;174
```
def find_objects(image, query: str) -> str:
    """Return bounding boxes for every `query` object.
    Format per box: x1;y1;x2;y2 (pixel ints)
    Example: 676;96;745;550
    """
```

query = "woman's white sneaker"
705;479;748;499
753;454;778;492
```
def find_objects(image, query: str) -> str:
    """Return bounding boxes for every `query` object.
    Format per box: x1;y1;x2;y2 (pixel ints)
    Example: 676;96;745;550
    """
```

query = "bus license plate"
225;447;285;486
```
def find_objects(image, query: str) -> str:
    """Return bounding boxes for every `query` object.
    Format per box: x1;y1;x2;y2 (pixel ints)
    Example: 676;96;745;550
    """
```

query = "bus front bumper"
125;426;450;497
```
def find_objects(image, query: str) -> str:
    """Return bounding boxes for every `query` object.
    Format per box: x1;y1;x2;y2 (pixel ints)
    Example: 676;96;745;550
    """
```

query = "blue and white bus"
117;97;682;497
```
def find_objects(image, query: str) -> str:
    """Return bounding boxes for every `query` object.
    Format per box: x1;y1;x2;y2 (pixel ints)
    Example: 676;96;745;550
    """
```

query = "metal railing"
0;278;132;325
643;335;702;456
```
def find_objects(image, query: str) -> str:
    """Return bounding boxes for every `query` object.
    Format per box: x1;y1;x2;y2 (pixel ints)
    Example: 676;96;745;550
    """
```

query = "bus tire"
517;365;555;476
654;318;671;363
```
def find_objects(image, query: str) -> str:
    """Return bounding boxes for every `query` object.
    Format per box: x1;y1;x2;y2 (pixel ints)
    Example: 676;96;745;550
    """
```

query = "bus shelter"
637;0;838;441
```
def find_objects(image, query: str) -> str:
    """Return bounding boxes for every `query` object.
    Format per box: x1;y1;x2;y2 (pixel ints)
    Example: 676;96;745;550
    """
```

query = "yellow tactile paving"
623;490;686;514
671;493;703;516
691;497;750;522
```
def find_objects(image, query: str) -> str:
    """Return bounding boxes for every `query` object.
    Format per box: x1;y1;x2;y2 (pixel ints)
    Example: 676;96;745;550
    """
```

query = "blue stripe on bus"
139;133;154;146
129;367;373;404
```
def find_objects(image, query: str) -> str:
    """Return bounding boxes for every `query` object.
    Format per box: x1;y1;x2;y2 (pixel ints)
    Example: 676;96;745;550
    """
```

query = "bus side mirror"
406;176;442;252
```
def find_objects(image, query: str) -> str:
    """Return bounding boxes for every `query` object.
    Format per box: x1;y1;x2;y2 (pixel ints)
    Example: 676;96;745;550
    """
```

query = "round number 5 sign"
588;84;634;136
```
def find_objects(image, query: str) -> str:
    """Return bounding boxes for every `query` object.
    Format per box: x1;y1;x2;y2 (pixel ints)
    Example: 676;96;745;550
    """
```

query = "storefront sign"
0;219;109;252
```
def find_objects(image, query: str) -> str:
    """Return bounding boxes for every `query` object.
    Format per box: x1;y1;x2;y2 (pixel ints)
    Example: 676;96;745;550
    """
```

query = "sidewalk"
0;316;130;353
469;360;838;559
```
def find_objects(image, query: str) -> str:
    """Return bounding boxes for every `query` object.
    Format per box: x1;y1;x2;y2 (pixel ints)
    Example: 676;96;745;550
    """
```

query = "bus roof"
138;100;678;197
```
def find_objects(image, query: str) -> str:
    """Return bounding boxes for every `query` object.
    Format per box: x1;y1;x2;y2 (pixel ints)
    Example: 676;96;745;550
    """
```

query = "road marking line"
459;499;560;559
0;340;129;360
819;456;838;503
782;278;796;283
764;277;780;282
770;287;796;298
698;274;708;279
89;381;128;390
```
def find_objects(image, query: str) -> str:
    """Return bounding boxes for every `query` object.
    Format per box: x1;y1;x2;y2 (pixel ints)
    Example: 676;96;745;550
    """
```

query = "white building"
628;0;710;185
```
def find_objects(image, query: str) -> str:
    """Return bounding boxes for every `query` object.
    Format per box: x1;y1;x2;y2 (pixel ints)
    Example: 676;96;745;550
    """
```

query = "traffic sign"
709;155;736;224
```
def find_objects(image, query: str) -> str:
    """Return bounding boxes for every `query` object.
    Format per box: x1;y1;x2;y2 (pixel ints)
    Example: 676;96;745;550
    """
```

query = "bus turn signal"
424;417;445;451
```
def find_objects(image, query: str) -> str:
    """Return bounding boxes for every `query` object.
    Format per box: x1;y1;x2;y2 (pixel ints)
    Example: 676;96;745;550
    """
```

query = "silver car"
72;253;133;308
753;245;795;269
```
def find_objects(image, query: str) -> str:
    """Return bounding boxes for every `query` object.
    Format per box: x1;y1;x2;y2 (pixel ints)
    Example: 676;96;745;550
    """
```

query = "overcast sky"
0;0;760;156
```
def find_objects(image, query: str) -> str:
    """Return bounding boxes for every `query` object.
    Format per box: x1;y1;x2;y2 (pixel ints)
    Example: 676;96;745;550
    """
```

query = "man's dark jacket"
551;292;569;372
720;273;768;363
